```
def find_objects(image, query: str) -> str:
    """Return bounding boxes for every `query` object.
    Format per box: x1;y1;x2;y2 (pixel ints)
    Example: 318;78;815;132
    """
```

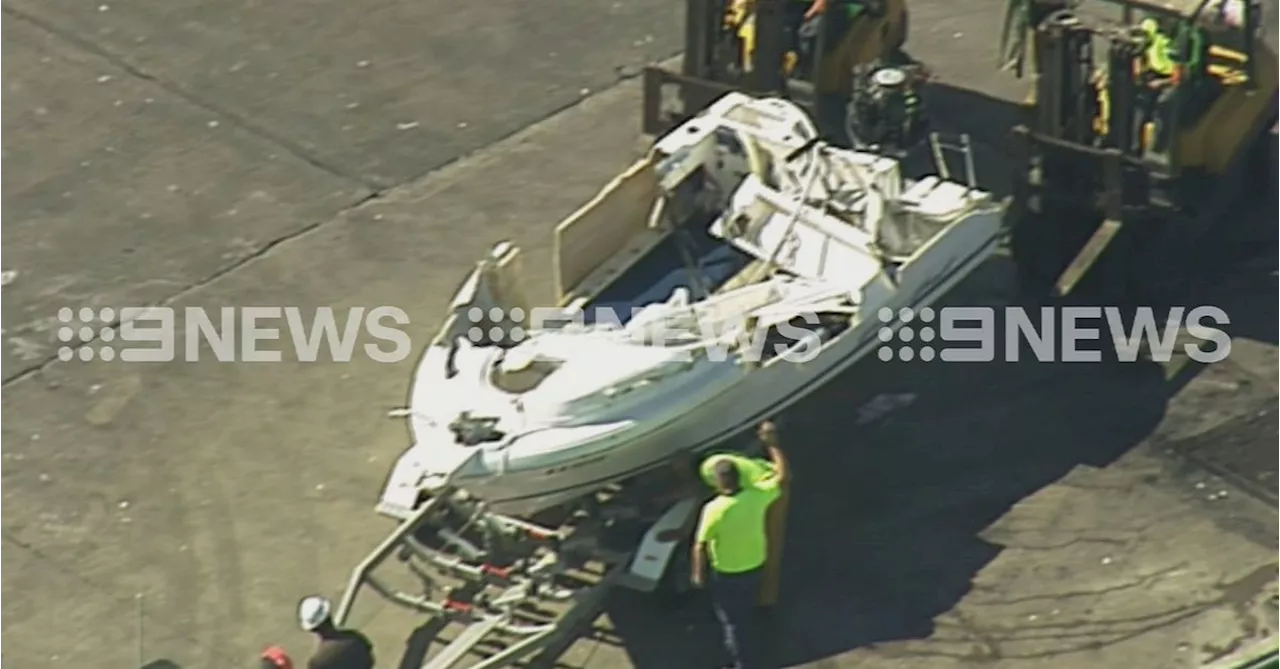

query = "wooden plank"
553;156;661;302
558;228;667;306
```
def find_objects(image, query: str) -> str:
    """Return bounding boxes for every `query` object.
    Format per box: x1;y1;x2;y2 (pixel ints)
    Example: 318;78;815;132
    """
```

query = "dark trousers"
710;567;764;669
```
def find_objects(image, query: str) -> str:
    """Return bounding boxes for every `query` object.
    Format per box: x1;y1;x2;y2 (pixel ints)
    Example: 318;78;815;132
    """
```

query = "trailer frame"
334;465;701;669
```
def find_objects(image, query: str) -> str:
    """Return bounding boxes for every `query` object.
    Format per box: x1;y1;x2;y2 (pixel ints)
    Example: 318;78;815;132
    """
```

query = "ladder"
928;132;979;191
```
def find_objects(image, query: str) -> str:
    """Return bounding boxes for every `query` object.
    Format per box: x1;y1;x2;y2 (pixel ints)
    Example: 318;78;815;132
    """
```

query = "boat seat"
899;178;973;220
899;176;939;203
876;178;976;260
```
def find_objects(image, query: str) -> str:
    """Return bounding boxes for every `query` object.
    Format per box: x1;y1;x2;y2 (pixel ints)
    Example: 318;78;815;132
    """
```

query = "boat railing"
927;132;979;192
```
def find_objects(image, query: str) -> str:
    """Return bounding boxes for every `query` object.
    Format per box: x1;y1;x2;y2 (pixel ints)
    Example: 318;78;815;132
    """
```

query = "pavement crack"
2;3;377;190
1;49;676;388
0;26;680;392
1001;536;1131;551
968;564;1188;606
0;190;382;387
0;32;680;393
1;531;244;665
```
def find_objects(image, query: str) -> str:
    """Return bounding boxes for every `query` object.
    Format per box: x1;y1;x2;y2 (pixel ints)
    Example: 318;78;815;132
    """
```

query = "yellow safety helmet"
1140;18;1159;35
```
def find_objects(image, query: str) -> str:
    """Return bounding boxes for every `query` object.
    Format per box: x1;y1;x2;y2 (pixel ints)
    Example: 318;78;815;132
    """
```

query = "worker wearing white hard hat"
295;595;375;669
298;595;333;631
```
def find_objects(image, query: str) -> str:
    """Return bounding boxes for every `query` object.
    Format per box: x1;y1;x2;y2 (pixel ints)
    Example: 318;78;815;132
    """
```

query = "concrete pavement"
2;0;1276;668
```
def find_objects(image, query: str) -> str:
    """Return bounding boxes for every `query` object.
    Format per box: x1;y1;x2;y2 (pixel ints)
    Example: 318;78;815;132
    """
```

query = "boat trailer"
1202;639;1280;669
333;465;700;669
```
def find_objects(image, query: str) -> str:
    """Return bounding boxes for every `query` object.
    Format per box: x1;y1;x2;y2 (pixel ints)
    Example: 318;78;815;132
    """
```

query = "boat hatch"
448;412;506;446
490;347;564;394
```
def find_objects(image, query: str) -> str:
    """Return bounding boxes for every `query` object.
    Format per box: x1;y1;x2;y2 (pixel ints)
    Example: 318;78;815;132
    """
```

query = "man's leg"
711;570;764;669
710;573;745;669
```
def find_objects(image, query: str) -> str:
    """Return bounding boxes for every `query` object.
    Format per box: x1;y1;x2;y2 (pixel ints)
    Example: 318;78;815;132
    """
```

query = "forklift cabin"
642;0;908;137
1005;0;1277;297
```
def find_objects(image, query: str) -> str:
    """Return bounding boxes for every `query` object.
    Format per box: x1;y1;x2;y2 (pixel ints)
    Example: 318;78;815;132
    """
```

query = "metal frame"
1201;637;1280;669
1006;0;1273;297
642;0;859;135
336;470;697;669
1016;0;1262;157
335;493;570;669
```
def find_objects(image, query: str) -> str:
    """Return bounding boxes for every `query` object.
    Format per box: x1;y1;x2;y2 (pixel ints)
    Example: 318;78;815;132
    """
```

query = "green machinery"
999;0;1278;298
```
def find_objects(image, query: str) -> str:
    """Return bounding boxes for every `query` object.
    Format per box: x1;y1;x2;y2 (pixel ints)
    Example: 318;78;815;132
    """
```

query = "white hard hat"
297;595;333;631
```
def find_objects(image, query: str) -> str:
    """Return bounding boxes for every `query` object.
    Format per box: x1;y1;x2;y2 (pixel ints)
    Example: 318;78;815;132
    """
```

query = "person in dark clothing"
297;595;376;669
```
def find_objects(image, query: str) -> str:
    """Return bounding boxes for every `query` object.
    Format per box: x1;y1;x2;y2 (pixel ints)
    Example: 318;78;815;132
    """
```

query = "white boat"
377;93;1006;520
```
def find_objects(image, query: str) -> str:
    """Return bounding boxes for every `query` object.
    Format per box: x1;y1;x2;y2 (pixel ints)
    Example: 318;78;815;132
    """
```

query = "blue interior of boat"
583;226;753;325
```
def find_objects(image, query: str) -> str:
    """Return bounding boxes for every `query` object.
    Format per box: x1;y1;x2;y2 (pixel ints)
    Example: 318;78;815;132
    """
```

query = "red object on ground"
443;598;474;613
480;564;511;579
261;646;295;669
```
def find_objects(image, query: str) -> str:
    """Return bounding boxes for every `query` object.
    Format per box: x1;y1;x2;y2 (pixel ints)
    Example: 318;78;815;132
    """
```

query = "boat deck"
582;225;753;324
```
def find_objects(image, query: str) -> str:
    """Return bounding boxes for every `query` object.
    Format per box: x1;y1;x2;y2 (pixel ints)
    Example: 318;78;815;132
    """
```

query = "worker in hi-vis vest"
697;421;791;607
692;421;791;669
1138;17;1178;152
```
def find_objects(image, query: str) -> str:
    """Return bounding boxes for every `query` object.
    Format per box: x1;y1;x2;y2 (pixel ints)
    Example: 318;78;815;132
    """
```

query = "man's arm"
691;541;708;587
691;505;716;587
759;421;789;485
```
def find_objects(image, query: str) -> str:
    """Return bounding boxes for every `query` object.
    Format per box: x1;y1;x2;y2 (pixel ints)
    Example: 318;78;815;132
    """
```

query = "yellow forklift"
999;0;1278;299
641;0;911;138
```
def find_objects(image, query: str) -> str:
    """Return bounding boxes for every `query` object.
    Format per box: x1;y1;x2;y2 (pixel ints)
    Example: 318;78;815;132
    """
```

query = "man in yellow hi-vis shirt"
698;421;790;608
692;421;790;669
1138;17;1178;152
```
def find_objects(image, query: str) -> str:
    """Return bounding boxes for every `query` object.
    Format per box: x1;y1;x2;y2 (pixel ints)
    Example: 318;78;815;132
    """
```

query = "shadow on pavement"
597;90;1277;668
603;352;1174;668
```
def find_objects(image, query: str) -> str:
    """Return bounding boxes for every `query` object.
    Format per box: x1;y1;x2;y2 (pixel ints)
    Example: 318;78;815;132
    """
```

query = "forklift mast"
1101;32;1144;154
644;0;909;136
680;0;720;79
750;0;791;93
1004;0;1276;299
1031;12;1098;146
679;0;791;92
